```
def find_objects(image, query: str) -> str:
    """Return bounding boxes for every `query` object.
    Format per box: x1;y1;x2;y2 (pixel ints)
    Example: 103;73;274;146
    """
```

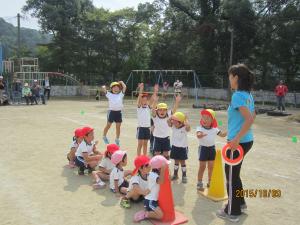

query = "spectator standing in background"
274;80;288;112
173;79;183;96
43;75;51;100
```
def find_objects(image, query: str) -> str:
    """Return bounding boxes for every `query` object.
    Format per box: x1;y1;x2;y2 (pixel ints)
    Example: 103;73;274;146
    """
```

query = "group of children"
66;81;227;222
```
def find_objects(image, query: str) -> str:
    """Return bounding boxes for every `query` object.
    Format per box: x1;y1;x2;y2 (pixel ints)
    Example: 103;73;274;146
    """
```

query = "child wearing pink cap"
134;155;168;222
109;150;131;196
92;144;120;189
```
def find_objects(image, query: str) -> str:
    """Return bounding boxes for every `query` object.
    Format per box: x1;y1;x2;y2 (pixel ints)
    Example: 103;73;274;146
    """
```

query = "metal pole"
17;13;21;58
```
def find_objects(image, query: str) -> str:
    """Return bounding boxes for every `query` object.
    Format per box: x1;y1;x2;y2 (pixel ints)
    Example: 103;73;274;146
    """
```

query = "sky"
1;0;153;30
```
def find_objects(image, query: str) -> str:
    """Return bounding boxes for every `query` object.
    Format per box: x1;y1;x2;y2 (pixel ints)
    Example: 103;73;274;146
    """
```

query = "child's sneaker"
197;181;204;191
120;198;131;209
171;175;178;181
241;204;247;213
102;136;109;144
78;167;85;175
216;209;240;223
182;176;187;184
115;139;120;146
93;180;106;189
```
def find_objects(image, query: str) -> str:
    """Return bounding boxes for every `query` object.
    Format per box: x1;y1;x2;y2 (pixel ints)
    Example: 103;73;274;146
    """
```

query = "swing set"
125;70;202;106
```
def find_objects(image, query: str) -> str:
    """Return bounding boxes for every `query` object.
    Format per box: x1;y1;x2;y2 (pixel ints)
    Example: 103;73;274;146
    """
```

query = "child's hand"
144;189;150;196
197;132;207;139
175;95;182;102
154;84;159;93
138;83;144;90
94;140;99;146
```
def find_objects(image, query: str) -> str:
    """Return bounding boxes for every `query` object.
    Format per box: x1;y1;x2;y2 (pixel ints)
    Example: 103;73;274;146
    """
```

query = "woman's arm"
229;106;255;150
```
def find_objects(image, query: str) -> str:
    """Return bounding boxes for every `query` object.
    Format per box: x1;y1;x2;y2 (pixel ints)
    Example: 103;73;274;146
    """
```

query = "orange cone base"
198;188;228;202
149;211;188;225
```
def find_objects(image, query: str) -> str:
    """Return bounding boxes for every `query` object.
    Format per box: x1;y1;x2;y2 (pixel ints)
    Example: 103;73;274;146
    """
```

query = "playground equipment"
125;70;202;106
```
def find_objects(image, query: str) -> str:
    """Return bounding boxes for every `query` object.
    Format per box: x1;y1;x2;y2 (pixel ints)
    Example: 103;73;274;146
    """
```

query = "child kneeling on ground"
75;126;102;175
67;127;84;168
134;155;169;222
92;143;120;189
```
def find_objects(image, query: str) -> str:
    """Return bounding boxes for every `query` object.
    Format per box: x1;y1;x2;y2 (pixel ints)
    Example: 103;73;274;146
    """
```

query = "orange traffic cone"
150;166;188;225
198;149;228;201
159;166;175;221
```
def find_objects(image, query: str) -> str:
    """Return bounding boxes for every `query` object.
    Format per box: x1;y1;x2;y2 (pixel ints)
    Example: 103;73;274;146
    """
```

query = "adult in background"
31;80;45;105
216;64;255;222
12;76;23;104
173;79;183;96
162;81;169;99
22;83;33;105
274;80;288;112
43;75;51;100
0;75;8;105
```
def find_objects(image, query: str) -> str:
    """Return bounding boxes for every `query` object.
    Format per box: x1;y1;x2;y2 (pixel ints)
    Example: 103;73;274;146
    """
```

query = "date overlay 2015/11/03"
236;189;282;198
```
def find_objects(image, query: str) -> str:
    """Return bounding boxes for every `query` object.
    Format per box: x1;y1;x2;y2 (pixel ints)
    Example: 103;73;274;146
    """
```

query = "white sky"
0;0;153;30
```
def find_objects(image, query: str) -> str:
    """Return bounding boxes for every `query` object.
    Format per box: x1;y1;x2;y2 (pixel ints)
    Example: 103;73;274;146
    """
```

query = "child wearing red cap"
101;81;126;146
134;155;168;222
92;144;120;189
123;155;151;208
136;83;158;156
109;150;131;196
75;126;102;175
168;112;191;183
67;127;84;168
196;109;227;191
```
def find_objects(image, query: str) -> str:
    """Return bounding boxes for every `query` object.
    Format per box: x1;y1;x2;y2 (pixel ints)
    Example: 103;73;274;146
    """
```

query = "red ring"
222;143;244;166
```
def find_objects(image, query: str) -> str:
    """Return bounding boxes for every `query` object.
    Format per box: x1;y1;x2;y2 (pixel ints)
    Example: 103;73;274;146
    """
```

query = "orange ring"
222;143;244;166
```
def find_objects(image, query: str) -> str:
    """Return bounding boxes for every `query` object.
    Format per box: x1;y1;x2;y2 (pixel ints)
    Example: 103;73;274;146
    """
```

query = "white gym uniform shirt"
152;110;172;138
109;167;125;189
137;105;151;127
106;92;124;111
145;172;160;201
196;126;220;147
171;126;188;148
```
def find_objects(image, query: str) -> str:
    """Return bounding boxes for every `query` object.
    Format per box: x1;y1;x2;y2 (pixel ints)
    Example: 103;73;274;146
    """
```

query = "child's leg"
88;160;99;169
127;186;144;200
115;122;121;139
92;170;100;182
198;161;206;182
146;207;163;220
180;160;187;177
172;159;179;180
103;122;112;137
98;172;110;181
120;187;128;195
207;160;214;185
162;151;169;159
69;149;76;162
142;140;148;155
137;139;143;156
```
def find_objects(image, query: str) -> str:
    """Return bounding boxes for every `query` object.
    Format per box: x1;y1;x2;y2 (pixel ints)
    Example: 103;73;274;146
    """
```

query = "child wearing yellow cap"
151;91;181;159
168;112;191;183
101;81;126;146
196;109;227;191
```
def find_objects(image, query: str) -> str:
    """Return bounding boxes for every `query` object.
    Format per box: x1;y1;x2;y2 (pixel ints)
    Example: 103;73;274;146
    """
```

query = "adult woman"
217;64;255;222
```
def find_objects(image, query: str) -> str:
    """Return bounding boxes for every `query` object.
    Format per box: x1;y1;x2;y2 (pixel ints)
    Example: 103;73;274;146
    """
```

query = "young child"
109;150;131;196
151;92;181;159
102;81;127;146
136;83;158;156
92;143;120;189
67;127;84;168
124;155;151;208
196;109;227;191
168;112;191;183
134;155;168;222
75;126;102;175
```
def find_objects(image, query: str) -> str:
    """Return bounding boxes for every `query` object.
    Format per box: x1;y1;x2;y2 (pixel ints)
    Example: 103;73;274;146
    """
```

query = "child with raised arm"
136;83;158;155
102;81;127;146
151;90;181;159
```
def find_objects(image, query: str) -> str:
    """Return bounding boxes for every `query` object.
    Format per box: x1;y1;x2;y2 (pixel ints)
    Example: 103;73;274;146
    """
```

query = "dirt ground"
0;97;299;225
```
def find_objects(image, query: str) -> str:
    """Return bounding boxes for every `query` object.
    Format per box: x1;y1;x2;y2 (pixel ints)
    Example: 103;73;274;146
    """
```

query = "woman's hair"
228;64;254;92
